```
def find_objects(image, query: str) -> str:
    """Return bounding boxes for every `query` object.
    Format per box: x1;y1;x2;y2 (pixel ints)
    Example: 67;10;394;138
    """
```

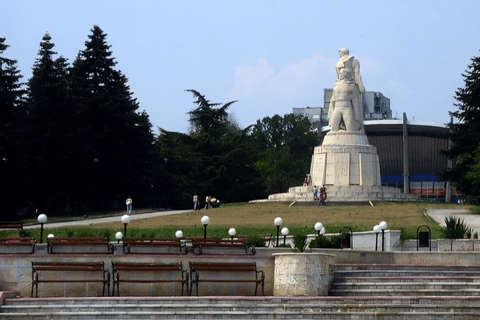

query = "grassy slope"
82;201;470;240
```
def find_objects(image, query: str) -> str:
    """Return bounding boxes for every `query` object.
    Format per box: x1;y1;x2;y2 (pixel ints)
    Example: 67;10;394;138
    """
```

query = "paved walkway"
24;210;191;229
425;208;480;233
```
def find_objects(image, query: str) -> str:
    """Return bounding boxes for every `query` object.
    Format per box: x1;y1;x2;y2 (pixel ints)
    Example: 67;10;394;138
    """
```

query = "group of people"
302;173;312;186
312;185;327;206
193;194;220;210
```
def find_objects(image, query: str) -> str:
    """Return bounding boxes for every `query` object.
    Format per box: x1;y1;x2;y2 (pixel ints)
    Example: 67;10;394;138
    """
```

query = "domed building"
293;90;455;202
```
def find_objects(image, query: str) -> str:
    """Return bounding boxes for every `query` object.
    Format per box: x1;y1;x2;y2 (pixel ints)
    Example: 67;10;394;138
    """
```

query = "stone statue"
328;48;365;132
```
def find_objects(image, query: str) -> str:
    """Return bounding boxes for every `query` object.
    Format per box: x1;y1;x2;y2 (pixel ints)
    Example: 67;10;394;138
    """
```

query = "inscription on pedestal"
334;153;350;186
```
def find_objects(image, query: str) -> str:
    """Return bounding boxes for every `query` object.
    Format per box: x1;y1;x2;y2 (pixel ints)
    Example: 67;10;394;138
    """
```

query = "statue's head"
339;48;349;57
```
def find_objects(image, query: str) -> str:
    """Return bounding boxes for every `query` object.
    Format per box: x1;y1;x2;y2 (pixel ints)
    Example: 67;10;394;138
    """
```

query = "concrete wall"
3;242;480;298
0;245;294;298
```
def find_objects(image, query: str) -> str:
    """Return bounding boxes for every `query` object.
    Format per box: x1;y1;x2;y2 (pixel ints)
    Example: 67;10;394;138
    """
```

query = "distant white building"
293;89;393;131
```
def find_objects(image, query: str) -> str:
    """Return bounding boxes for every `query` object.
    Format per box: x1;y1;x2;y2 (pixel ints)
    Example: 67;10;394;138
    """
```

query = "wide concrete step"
335;276;480;283
332;282;480;290
334;264;480;272
2;311;480;320
3;297;480;320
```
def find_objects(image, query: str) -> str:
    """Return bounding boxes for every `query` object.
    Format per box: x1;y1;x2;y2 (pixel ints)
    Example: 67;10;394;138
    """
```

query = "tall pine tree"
70;26;157;211
444;50;480;205
24;33;73;214
0;37;26;218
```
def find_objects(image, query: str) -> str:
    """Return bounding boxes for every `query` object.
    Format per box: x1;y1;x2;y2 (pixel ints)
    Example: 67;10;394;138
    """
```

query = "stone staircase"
2;264;480;319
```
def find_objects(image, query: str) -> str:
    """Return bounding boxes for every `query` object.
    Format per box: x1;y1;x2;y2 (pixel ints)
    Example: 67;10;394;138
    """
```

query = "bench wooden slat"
0;221;23;230
188;238;255;255
31;261;109;298
189;261;264;296
123;238;185;255
47;237;114;254
0;237;36;254
112;261;188;296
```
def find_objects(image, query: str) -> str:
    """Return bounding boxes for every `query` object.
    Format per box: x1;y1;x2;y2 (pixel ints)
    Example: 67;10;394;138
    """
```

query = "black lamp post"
373;225;381;251
37;214;47;243
315;222;323;236
201;216;210;239
379;221;388;251
274;217;283;246
228;228;236;240
121;214;131;238
115;231;123;244
281;227;289;247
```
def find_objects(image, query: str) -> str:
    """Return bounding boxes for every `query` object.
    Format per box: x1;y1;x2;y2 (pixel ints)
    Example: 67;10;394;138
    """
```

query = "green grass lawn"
6;201;473;241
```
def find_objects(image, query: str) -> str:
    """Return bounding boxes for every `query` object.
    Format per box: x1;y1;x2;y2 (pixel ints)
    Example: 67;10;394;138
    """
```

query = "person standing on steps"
126;196;133;215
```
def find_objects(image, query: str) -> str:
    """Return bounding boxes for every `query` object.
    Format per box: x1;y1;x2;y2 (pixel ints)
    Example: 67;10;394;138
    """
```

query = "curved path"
425;208;480;233
24;210;192;229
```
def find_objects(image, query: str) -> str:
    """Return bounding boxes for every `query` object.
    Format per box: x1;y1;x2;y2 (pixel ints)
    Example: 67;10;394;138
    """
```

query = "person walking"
193;194;200;211
313;185;318;200
317;186;327;206
126;196;133;215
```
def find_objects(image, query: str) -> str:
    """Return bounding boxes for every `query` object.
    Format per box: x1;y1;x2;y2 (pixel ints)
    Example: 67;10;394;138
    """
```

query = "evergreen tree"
443;50;480;205
24;33;73;215
0;37;26;218
156;90;264;208
70;26;157;211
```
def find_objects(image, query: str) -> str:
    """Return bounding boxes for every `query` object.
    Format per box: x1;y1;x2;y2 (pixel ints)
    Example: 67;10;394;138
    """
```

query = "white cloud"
226;52;333;100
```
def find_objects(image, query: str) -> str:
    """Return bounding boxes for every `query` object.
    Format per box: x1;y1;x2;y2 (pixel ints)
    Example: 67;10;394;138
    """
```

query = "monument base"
267;184;418;202
264;131;418;202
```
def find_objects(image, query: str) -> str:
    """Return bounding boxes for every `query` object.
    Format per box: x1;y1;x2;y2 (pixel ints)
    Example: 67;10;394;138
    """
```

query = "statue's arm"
328;95;336;127
354;60;365;93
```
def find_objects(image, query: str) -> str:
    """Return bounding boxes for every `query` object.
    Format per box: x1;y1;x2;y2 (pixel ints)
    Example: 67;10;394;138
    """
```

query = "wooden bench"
123;238;185;255
112;262;188;296
47;237;114;254
0;221;23;230
189;262;265;296
0;236;36;254
188;238;255;255
31;261;110;297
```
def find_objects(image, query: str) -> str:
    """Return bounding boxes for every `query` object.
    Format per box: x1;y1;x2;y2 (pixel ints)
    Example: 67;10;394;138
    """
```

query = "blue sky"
3;0;480;133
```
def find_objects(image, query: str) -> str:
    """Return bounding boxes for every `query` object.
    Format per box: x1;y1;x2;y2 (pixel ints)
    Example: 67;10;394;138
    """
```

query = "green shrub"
444;216;472;239
292;233;308;252
245;235;266;248
308;235;343;248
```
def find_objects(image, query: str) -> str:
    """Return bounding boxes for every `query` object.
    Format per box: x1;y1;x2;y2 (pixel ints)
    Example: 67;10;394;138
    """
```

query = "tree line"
0;26;320;219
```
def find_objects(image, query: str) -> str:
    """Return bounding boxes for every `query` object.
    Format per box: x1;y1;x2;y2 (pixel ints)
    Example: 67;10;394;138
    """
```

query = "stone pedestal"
272;253;336;296
310;131;381;188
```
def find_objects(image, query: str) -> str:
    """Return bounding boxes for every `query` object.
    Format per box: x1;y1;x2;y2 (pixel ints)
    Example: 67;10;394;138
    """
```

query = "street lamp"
228;228;236;240
274;217;283;246
115;231;123;243
314;222;323;236
373;224;381;251
175;230;183;239
121;214;131;238
37;214;47;243
281;227;289;247
201;215;210;239
379;221;388;251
